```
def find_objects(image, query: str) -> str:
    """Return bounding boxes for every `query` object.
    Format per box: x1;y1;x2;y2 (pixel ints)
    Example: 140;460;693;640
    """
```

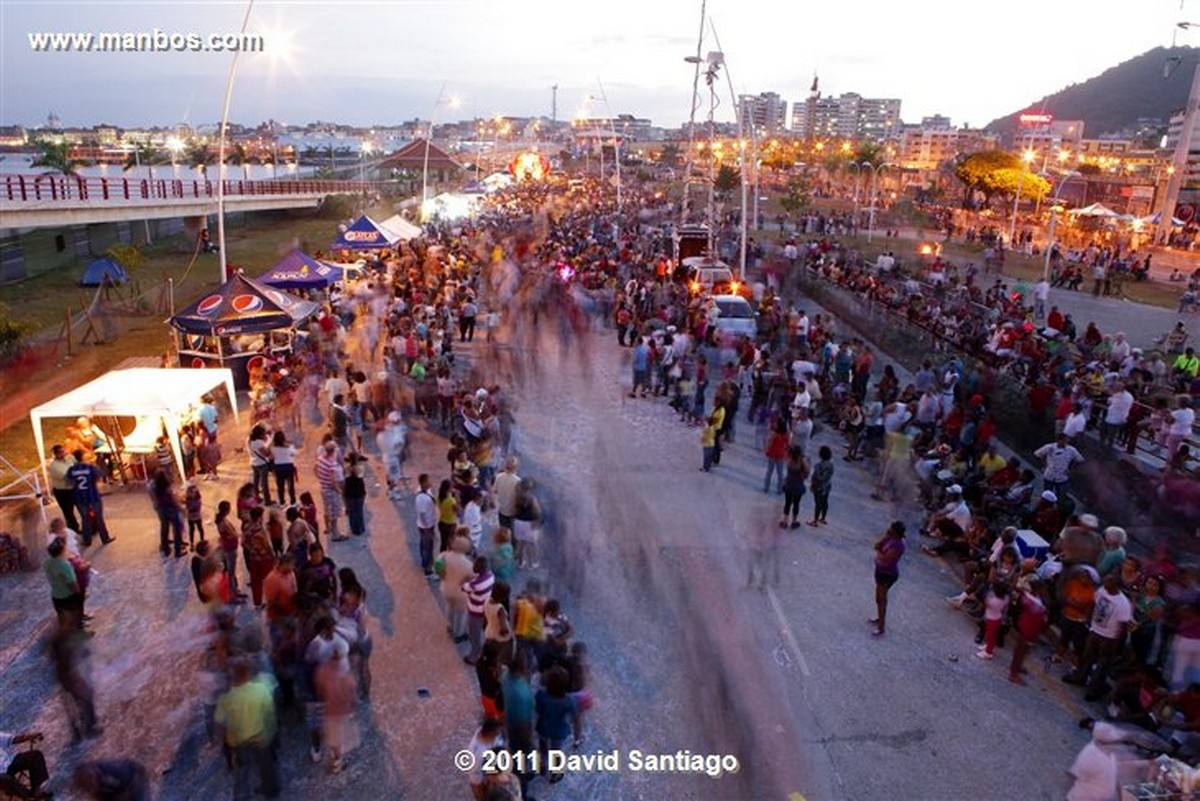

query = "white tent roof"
379;214;423;241
1070;202;1120;218
30;368;239;489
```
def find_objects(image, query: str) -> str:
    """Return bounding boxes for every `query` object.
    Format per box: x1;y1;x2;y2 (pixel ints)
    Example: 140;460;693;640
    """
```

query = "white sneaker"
945;593;966;608
310;746;322;764
975;649;994;660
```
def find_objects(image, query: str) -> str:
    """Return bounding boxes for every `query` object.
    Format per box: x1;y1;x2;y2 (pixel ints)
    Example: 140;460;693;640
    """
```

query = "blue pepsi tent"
79;258;130;287
330;215;398;251
259;248;346;290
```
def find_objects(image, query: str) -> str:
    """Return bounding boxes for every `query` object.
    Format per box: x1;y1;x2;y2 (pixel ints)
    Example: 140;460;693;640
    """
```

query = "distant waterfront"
0;152;316;180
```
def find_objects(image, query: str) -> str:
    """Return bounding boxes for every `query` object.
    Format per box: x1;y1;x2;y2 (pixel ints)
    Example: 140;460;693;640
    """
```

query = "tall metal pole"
422;81;448;209
710;20;749;281
1008;167;1027;248
1157;61;1200;246
680;0;707;229
596;78;622;216
215;0;255;283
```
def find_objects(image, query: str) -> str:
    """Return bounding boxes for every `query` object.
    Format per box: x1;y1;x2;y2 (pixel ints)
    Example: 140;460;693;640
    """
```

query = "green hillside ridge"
986;46;1198;140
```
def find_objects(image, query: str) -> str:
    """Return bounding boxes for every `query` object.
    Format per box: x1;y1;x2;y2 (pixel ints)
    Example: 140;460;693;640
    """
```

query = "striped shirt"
314;449;344;489
464;570;495;616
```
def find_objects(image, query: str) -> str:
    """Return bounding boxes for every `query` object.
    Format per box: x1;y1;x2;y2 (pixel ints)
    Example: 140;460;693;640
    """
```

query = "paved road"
500;322;1086;801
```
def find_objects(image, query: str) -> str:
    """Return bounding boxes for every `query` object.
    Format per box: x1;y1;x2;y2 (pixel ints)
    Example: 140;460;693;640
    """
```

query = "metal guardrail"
1;174;387;204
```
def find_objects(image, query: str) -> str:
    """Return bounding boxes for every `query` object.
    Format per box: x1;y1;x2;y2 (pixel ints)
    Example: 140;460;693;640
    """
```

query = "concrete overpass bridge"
0;174;386;228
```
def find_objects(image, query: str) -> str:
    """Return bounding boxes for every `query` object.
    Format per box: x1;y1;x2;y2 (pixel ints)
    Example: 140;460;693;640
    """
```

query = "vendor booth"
330;215;399;251
169;273;319;389
30;368;240;489
379;214;423;242
258;248;349;291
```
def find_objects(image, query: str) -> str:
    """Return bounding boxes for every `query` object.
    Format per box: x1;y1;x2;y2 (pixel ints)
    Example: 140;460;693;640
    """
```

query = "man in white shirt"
414;474;438;577
1062;403;1089;441
1035;434;1084;495
1064;574;1132;700
1168;397;1196;459
927;485;972;541
1033;278;1050;320
1101;383;1134;450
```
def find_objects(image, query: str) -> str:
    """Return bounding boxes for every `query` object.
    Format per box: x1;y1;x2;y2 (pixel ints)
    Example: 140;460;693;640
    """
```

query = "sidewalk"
0;381;479;800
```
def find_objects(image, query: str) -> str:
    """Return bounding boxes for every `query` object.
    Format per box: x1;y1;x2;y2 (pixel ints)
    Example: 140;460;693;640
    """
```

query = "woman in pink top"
869;521;906;637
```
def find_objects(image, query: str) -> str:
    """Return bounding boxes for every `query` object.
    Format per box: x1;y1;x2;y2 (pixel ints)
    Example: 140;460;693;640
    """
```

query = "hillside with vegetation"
985;46;1198;141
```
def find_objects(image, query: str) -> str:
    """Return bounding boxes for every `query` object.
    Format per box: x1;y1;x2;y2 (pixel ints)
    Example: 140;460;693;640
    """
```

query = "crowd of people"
22;164;1200;800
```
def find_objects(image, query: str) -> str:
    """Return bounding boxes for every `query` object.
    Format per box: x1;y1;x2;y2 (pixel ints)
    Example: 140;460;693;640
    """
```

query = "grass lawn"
0;200;395;472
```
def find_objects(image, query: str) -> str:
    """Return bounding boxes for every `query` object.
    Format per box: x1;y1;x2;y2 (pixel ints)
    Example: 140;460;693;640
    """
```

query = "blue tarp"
258;248;345;290
79;258;129;286
329;215;397;251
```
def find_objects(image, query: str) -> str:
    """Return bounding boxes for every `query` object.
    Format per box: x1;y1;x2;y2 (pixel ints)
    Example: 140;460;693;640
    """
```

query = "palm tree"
31;139;86;176
225;143;251;180
186;142;215;176
122;143;165;180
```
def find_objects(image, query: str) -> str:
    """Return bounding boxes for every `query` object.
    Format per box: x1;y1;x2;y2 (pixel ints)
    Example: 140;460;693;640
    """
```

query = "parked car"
710;294;758;340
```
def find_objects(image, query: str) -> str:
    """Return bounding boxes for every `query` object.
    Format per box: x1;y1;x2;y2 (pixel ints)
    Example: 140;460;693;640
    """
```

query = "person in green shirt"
215;657;279;799
44;536;81;624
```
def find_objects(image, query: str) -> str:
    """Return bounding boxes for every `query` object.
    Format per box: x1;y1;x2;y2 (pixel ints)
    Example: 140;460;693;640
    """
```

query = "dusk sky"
0;0;1192;131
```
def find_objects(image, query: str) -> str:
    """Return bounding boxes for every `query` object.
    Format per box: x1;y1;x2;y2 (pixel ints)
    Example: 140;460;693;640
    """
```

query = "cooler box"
1016;529;1050;562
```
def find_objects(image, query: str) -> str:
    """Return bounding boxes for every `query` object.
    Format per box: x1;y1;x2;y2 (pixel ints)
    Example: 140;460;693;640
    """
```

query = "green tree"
761;151;794;173
122;143;166;180
991;168;1051;204
31;139;86;176
225;143;250;179
954;150;1020;209
854;142;885;168
0;303;30;365
186;142;215;175
713;163;741;196
778;176;809;216
105;243;146;272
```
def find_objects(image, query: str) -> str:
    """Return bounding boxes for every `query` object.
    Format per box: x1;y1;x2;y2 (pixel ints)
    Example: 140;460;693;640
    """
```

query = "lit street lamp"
1008;149;1036;250
1042;170;1079;281
864;161;892;243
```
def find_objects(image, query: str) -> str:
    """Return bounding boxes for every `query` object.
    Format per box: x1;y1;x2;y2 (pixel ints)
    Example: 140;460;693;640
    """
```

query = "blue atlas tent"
330;215;398;251
259;248;346;290
79;258;130;287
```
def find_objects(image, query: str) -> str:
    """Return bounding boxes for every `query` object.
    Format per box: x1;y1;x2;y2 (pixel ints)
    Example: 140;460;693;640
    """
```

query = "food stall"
30;367;239;487
168;273;319;390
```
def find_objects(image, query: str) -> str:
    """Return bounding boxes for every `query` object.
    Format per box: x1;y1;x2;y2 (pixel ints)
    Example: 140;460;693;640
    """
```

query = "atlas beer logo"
231;294;264;313
343;230;381;242
196;295;224;316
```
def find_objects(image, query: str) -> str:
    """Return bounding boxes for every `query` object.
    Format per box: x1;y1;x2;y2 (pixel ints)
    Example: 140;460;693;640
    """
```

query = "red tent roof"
377;139;463;171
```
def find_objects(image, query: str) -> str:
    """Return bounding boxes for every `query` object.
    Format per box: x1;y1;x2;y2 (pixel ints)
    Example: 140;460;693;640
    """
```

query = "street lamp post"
215;0;256;283
1042;171;1079;281
865;162;891;243
421;85;459;210
1008;149;1035;250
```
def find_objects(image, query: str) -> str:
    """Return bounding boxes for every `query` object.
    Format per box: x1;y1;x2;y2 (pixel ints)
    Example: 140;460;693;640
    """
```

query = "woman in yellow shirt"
437;479;459;553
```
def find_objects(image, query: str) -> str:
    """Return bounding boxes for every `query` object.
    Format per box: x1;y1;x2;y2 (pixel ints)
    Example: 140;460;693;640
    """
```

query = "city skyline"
0;1;1192;132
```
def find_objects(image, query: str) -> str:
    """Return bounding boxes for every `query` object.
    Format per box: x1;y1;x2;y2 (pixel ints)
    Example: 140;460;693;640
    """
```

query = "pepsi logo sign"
265;290;289;306
196;295;224;316
231;294;263;313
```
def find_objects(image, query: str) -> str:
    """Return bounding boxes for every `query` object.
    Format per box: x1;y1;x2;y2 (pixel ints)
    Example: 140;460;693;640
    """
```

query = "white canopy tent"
30;368;239;491
1070;203;1120;218
379;214;424;242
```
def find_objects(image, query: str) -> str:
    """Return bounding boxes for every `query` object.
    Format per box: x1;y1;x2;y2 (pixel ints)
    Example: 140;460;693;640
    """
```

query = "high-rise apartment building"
737;92;788;136
790;92;901;142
